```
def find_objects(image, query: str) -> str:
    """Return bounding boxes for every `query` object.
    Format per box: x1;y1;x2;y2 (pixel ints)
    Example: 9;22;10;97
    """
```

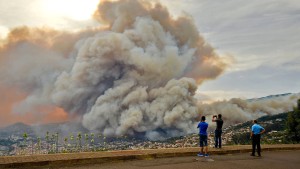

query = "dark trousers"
252;134;261;155
214;129;222;148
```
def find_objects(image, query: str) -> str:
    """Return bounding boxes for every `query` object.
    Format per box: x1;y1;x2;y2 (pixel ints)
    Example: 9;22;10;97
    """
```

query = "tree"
70;133;74;152
45;131;50;152
50;134;56;153
37;137;41;154
231;132;251;145
90;133;95;151
64;137;68;152
77;132;82;151
55;132;59;153
286;99;300;143
21;132;28;155
84;133;89;151
23;132;28;143
97;134;102;151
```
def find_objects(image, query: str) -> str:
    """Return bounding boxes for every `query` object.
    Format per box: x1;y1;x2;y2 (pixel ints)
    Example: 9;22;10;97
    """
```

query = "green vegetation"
45;131;49;151
77;132;82;150
90;133;95;151
229;100;300;145
231;132;251;145
229;112;289;145
22;132;28;146
286;99;300;143
37;137;41;153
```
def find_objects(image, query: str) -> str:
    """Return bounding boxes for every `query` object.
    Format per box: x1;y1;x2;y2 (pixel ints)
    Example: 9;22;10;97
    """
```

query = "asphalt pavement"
1;145;300;169
57;150;300;169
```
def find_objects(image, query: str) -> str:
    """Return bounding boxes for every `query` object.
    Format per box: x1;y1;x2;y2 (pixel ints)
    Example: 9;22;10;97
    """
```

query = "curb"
0;144;300;168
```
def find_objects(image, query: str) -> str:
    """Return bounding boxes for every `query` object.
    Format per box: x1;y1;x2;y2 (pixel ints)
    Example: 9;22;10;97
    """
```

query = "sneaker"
204;154;209;157
250;154;255;156
197;153;204;157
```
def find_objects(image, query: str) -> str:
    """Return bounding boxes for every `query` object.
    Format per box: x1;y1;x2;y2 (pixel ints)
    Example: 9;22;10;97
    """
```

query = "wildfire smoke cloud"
1;0;226;139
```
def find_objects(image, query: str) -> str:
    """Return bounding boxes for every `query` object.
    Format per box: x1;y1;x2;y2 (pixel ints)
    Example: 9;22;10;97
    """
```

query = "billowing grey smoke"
1;0;299;140
1;0;298;140
0;0;225;139
82;78;199;139
198;93;300;128
49;0;225;139
4;0;297;140
52;18;195;114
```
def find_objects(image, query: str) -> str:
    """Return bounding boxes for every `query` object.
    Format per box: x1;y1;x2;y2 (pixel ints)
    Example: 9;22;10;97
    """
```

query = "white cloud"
161;0;300;71
160;0;300;99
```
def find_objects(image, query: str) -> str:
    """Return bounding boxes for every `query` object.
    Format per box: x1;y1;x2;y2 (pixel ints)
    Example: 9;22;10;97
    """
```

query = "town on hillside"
0;112;294;156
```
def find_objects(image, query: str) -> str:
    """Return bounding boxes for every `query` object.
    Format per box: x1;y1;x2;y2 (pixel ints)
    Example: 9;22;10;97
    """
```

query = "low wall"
1;144;300;169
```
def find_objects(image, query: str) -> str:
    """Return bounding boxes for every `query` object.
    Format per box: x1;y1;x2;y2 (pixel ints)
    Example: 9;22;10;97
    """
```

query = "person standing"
250;120;265;157
212;114;223;148
197;116;209;157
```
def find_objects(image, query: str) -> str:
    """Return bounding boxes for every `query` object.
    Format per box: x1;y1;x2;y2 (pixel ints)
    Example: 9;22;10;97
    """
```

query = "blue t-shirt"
251;124;264;135
197;122;208;135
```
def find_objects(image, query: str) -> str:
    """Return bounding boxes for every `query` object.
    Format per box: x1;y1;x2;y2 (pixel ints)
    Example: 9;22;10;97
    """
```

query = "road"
55;150;300;169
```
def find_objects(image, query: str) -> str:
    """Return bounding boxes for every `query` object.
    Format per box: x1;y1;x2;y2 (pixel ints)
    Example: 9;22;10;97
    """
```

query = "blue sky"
0;0;299;102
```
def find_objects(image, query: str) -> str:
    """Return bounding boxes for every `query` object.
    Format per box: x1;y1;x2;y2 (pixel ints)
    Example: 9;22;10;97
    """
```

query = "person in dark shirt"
197;116;209;157
212;114;223;148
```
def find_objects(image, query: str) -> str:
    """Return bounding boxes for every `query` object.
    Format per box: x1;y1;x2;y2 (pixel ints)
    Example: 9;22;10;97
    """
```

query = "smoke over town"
198;93;300;128
0;0;298;140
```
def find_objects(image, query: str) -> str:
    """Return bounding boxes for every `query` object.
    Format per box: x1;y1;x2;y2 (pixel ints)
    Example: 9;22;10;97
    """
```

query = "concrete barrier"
0;144;300;168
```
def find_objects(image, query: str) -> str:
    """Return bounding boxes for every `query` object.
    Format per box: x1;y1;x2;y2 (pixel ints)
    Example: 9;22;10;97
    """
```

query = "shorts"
199;134;208;147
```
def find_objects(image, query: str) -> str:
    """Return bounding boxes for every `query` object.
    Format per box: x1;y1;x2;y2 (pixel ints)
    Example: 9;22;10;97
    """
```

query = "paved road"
54;150;300;169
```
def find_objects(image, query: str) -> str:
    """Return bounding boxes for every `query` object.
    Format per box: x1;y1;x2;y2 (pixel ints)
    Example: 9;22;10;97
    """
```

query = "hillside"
225;112;289;145
0;112;294;156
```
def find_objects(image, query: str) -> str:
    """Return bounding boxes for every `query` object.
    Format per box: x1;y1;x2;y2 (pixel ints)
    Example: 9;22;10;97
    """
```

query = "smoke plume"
198;93;300;128
0;0;225;139
51;0;226;139
1;0;297;140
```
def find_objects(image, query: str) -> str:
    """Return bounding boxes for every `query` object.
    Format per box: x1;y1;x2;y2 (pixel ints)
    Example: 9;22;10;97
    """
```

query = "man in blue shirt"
197;116;209;157
250;120;265;157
